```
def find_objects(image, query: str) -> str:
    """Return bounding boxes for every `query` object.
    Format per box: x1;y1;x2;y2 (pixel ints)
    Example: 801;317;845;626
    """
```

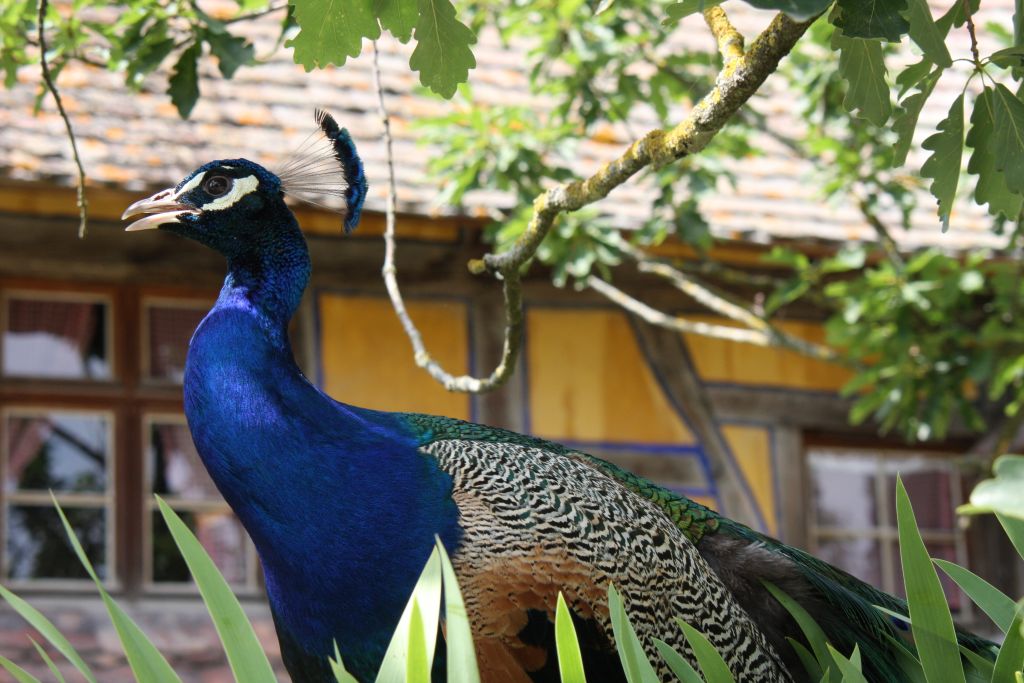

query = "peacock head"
122;109;367;257
121;159;291;257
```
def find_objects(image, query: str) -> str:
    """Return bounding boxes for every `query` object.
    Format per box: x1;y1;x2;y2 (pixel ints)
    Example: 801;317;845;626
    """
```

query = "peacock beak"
122;188;196;232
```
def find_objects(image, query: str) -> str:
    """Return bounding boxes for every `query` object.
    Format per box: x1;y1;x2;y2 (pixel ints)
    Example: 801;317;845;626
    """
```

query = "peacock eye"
203;175;232;197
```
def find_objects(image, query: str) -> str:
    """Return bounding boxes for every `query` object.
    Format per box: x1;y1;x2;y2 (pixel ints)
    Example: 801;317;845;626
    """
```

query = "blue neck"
183;218;461;678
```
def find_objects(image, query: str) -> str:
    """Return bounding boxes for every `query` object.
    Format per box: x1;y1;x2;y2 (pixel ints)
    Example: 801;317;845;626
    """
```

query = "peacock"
121;110;993;683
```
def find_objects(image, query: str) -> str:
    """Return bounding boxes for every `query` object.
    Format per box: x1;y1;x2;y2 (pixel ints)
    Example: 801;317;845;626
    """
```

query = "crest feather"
276;109;368;234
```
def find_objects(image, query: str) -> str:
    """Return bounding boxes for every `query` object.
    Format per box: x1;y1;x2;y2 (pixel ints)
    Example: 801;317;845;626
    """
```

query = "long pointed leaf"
376;547;443;683
53;496;182;683
0;584;97;683
992;605;1024;683
653;638;701;683
0;655;41;683
933;558;1016;633
156;498;276;683
826;644;868;683
881;634;926;683
608;585;659;683
895;478;966;683
676;619;735;683
765;581;839;682
434;538;480;683
555;593;586;683
407;599;430;683
958;645;995;681
329;642;360;683
29;637;66;683
787;637;823;681
998;513;1024;561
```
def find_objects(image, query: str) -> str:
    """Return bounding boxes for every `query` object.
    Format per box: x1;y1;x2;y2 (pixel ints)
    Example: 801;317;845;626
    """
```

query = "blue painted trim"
720;419;784;538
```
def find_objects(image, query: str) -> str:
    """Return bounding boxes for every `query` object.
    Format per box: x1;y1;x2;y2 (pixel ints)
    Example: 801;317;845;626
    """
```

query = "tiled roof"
0;1;1015;251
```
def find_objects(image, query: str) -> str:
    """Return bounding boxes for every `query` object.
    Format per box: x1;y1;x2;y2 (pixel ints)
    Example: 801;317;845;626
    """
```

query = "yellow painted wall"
527;308;695;444
684;317;851;391
721;425;777;535
319;295;471;420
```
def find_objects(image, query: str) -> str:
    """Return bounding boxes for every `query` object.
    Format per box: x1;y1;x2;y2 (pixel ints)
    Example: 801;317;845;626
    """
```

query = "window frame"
0;404;118;591
140;296;213;387
806;446;971;616
140;411;260;595
1;288;116;383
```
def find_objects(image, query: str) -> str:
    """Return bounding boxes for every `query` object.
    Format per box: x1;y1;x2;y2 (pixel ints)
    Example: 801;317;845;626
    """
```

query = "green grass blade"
764;581;838;681
653;638;702;683
376;547;442;683
329;642;360;683
958;645;994;681
787;637;824;681
555;593;586;683
0;655;41;683
998;513;1024;562
881;634;926;683
607;585;659;683
407;599;430;683
826;644;868;683
434;538;480;683
895;477;966;683
53;495;182;683
155;498;276;683
0;584;97;683
992;605;1024;683
29;637;66;683
934;558;1016;633
675;619;735;683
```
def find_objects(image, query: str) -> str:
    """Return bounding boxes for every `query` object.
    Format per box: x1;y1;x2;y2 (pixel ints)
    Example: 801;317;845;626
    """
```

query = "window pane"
884;464;954;531
3;297;110;379
816;536;883;587
147;422;219;500
6;506;106;580
5;413;109;493
152;509;248;585
147;304;206;382
809;451;879;530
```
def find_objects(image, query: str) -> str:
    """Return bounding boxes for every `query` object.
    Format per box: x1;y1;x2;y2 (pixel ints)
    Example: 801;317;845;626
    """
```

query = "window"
2;408;114;585
145;415;257;591
808;448;967;611
0;281;251;596
2;291;112;380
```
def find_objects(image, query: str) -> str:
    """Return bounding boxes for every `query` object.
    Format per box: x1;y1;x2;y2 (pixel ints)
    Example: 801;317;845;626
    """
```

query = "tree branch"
704;6;744;67
857;197;905;269
37;0;88;238
373;42;522;392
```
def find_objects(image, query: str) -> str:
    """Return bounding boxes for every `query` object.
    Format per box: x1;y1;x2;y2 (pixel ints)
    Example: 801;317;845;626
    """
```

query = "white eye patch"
199;175;260;212
176;171;207;196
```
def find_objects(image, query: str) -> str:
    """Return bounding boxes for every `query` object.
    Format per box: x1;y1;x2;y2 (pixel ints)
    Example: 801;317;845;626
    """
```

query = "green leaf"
329;642;360;683
992;605;1024;683
0;656;41;683
990;46;1024;70
375;0;417;42
663;0;722;23
409;0;476;98
959;455;1024;520
832;30;891;126
52;496;183;683
737;0;832;21
607;585;659;683
892;67;940;167
156;498;277;683
787;638;824;681
882;633;927;683
376;547;442;683
434;537;480;683
653;638;702;683
764;582;838;682
205;32;254;78
998;513;1024;561
0;584;98;683
921;93;965;230
168;43;200;119
934;0;978;33
990;83;1024;195
933;558;1016;633
833;0;909;41
958;645;995;681
287;0;380;70
826;644;869;683
675;619;736;683
895;477;966;683
406;599;430;683
555;593;587;683
28;638;65;683
962;87;1019;218
900;0;951;66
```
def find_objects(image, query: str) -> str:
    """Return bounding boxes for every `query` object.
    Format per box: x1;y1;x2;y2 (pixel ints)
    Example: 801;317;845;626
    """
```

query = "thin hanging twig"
373;41;523;392
37;0;88;238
